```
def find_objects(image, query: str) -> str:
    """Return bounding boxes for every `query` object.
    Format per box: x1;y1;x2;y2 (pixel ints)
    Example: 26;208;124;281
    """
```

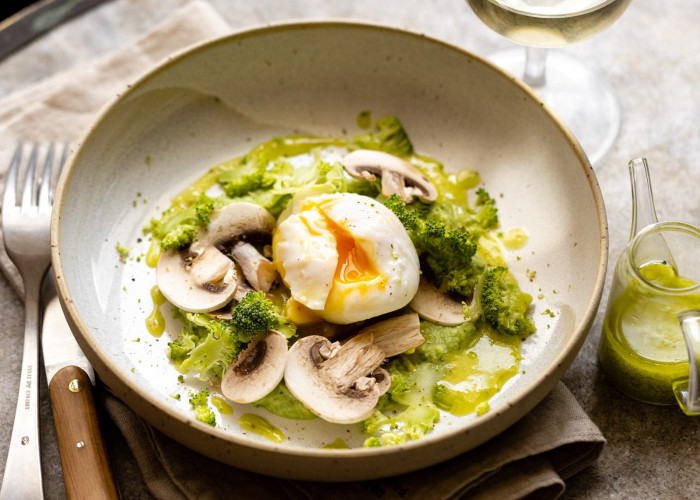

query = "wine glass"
466;0;632;165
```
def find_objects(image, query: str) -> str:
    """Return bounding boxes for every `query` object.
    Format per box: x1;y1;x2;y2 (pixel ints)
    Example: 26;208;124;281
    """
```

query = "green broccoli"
167;331;198;360
218;148;276;198
481;267;535;337
189;388;216;426
189;388;210;407
230;290;287;341
220;169;276;198
384;195;481;296
160;224;197;250
194;195;215;225
148;194;220;250
354;116;413;156
175;312;242;381
474;188;499;231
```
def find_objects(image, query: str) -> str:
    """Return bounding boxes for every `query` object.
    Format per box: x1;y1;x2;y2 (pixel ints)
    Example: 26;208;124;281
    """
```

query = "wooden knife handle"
48;366;119;500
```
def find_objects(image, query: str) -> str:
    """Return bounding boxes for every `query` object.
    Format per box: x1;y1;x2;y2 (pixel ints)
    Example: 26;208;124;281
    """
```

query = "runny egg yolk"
300;201;380;285
273;192;420;324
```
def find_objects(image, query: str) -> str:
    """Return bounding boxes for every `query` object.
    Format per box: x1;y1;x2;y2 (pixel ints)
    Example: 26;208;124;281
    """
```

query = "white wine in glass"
467;0;632;164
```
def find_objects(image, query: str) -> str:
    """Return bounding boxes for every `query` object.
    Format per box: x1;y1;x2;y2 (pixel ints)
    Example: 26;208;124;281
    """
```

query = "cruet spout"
628;158;677;271
629;157;660;239
674;310;700;415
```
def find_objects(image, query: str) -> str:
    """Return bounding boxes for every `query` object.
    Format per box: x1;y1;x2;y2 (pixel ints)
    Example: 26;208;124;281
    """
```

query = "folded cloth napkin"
0;2;605;499
101;381;604;500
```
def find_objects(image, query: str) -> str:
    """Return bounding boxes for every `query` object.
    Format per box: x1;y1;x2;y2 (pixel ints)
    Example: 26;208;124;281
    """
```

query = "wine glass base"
489;48;620;166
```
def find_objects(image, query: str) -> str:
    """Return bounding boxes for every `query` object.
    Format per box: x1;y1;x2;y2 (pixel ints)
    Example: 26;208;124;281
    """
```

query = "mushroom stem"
230;241;277;292
321;332;386;393
356;313;424;357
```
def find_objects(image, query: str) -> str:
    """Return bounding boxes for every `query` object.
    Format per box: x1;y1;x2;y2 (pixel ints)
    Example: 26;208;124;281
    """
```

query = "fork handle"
49;366;119;500
0;292;43;500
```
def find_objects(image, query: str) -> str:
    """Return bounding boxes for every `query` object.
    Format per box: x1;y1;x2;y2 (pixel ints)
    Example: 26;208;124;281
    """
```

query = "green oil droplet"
239;414;285;444
321;438;348;449
211;396;233;415
145;286;167;337
434;332;521;416
145;239;162;268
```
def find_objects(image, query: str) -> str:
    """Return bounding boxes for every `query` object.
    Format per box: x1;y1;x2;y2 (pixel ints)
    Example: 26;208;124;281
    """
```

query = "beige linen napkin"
0;2;605;499
101;381;604;500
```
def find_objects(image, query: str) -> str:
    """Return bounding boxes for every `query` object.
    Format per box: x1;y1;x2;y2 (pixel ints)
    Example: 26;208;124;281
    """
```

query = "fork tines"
4;143;69;209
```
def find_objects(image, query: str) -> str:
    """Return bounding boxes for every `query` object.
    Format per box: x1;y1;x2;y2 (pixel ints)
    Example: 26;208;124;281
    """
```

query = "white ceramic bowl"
52;21;608;481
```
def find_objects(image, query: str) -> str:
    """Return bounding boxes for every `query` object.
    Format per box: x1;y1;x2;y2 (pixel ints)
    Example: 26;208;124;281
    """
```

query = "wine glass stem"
523;46;548;88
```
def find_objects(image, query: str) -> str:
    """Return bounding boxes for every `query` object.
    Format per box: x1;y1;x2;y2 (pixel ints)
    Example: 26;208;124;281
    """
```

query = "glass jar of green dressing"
598;158;700;412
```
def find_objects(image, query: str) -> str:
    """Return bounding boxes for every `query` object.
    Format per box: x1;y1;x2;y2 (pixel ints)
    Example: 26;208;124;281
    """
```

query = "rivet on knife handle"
48;365;118;500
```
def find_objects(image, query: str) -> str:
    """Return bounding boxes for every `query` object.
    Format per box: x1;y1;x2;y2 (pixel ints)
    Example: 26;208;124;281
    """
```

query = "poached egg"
272;193;420;324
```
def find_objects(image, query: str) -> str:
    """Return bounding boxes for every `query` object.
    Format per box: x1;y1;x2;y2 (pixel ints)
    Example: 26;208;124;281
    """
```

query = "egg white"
273;193;420;324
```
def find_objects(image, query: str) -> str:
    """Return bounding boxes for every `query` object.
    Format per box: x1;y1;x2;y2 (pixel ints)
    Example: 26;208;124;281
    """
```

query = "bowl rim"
51;19;608;469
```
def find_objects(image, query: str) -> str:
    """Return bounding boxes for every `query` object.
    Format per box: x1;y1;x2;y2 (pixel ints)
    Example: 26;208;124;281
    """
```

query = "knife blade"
0;0;110;61
42;271;119;500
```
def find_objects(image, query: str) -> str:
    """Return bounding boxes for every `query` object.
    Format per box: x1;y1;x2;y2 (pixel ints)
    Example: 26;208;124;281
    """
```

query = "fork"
0;143;66;499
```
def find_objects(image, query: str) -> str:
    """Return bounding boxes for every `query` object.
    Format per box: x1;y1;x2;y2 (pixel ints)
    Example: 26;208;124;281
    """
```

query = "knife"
42;271;119;500
0;0;110;61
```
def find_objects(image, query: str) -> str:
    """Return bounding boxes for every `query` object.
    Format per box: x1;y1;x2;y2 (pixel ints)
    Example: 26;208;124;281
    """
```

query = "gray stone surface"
0;0;698;498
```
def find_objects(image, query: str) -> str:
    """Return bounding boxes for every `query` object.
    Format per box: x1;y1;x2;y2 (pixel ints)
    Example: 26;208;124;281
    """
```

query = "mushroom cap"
343;149;438;203
203;202;276;249
284;335;387;424
156;242;238;313
221;330;288;404
410;277;467;326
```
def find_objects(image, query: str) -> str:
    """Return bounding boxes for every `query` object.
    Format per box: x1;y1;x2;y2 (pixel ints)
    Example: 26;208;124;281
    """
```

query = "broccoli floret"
474;188;499;231
384;195;481;296
194;195;215;225
160;224;197;250
194;406;216;426
189;388;216;426
354;116;413;156
116;242;131;263
221;170;276;198
177;313;242;381
218;149;276;198
383;194;419;230
230;290;286;341
168;332;198;360
481;267;535;337
189;388;210;407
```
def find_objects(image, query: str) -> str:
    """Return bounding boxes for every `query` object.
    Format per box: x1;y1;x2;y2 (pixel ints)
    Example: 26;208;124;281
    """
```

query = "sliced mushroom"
156;241;238;313
357;313;424;357
410;276;469;326
204;202;276;249
204;203;277;292
156;202;277;313
230;241;277;292
343;149;438;203
221;330;288;404
284;333;387;424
